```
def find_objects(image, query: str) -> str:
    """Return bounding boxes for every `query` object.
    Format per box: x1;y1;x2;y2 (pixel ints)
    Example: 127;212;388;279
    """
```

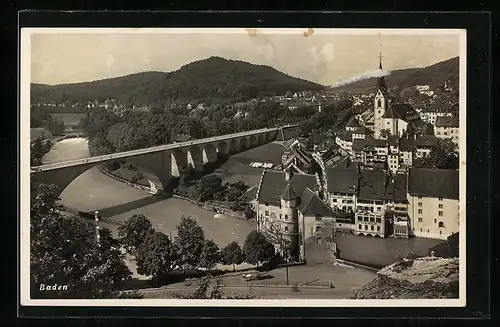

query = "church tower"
280;182;299;260
374;53;389;139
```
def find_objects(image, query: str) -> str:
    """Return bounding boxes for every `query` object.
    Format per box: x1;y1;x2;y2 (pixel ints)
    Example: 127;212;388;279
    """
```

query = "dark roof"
382;103;419;122
352;126;374;135
399;138;416;151
352;139;366;151
357;170;407;202
413;135;439;147
334;156;358;169
408;168;459;199
281;183;298;201
241;187;258;202
362;138;388;148
435;116;459;128
387;135;399;146
311;133;329;145
297;188;337;217
346;116;361;128
337;131;353;142
257;171;317;205
326;167;359;194
381;106;402;119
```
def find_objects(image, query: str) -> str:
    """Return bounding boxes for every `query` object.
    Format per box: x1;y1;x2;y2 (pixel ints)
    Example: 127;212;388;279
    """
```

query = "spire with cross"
379;52;383;70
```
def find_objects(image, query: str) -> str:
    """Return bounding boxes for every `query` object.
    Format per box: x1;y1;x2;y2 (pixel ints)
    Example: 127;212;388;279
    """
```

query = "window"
377;226;381;231
265;202;269;206
438;211;443;216
265;211;269;216
418;209;422;214
434;219;437;223
371;225;374;231
332;199;337;203
370;217;375;223
418;196;422;199
427;229;430;233
438;204;443;208
438;197;443;201
418;217;423;222
285;215;288;220
376;218;381;223
377;207;381;212
358;224;362;229
377;99;382;108
440;230;442;235
316;226;322;232
364;225;368;230
418;202;422;207
279;214;282;219
284;226;288;231
438;221;444;228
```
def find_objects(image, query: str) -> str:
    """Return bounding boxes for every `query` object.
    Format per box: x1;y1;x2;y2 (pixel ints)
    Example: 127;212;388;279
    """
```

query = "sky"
29;29;461;86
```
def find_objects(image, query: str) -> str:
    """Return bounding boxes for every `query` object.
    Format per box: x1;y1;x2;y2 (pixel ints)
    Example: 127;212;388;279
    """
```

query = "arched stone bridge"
30;124;302;197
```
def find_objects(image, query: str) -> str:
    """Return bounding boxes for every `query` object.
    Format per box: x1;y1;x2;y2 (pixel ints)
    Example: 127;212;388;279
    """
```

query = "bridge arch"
31;151;172;198
171;149;188;177
187;146;204;173
202;144;218;165
217;141;230;155
250;135;258;147
257;133;266;145
228;139;240;153
241;136;251;149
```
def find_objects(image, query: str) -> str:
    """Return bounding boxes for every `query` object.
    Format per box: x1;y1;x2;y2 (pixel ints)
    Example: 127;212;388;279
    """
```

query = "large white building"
434;115;459;145
407;168;459;240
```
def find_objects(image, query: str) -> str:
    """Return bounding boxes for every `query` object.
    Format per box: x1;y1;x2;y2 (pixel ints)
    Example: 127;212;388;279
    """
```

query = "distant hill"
31;56;324;105
330;57;459;93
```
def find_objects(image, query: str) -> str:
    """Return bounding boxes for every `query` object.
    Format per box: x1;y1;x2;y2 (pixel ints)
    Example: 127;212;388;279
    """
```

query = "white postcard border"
20;27;467;308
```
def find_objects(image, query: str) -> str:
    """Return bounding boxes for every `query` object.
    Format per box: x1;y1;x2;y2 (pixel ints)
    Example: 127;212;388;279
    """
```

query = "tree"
195;175;223;201
199;239;221;270
117;214;155;254
413;140;459;169
174;216;205;270
179;165;195;187
221;241;244;271
136;231;177;286
243;231;275;266
30;183;139;299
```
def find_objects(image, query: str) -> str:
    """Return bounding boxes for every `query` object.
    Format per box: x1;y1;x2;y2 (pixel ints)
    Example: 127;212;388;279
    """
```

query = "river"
42;138;444;268
42;138;256;248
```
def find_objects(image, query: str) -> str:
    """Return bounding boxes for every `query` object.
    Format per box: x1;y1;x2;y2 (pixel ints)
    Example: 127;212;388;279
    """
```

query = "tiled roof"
297;188;337;217
381;106;402;119
387;135;399;146
281;183;298;201
408;168;459;200
382;103;418;122
326;167;359;194
337;131;353;142
352;126;374;135
399;138;416;151
358;170;407;202
334;156;358;169
435;116;459;128
413;135;439;147
346;116;361;128
257;170;317;205
352;139;366;151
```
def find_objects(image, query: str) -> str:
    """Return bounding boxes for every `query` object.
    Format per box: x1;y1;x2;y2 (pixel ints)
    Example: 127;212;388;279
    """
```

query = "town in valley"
27;30;461;301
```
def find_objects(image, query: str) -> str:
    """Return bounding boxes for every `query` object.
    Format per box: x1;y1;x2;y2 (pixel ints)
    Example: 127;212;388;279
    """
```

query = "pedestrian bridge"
30;124;302;197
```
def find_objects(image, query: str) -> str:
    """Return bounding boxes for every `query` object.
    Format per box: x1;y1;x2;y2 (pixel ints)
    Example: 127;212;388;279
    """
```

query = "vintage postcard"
21;28;466;307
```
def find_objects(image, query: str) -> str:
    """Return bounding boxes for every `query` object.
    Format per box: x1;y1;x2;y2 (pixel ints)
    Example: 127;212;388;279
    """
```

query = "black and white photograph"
21;28;466;306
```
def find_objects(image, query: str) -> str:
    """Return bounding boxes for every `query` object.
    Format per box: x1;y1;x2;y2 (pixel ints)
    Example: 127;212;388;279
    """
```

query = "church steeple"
376;52;388;95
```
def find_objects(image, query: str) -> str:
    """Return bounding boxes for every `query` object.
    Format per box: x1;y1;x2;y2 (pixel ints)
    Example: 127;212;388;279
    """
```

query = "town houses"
249;54;460;263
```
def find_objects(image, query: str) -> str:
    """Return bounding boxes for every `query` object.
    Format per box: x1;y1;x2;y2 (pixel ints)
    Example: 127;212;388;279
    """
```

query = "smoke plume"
330;69;391;87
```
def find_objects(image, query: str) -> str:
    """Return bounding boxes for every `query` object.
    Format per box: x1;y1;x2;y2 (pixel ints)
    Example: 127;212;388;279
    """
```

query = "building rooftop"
297;188;337;217
326;167;359;194
281;183;298;201
408;168;459;200
346;116;361;128
352;126;374;135
435;116;459;128
257;170;317;205
382;103;419;123
358;170;407;202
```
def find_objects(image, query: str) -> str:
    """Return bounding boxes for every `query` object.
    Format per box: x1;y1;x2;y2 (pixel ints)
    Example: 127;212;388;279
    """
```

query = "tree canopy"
30;183;141;299
135;231;177;285
221;241;244;271
199;239;221;270
117;213;155;254
174;216;206;269
243;231;275;265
